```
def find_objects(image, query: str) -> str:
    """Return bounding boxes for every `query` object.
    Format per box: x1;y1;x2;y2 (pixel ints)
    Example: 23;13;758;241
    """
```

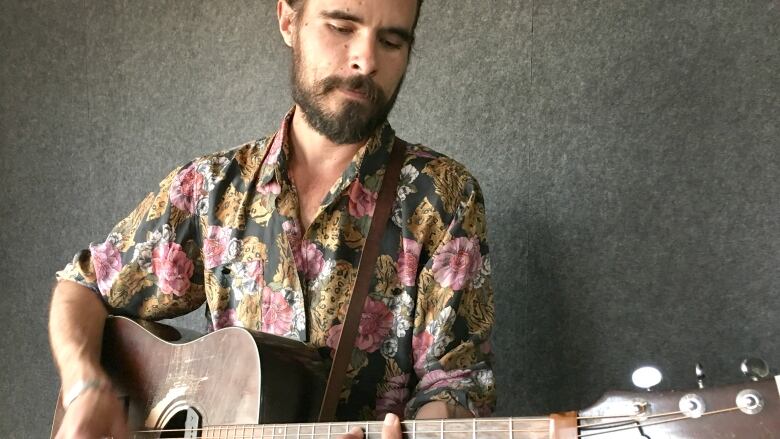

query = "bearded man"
49;1;496;438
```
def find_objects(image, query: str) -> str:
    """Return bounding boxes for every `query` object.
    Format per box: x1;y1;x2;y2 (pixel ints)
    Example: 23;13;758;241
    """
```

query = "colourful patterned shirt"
57;110;496;421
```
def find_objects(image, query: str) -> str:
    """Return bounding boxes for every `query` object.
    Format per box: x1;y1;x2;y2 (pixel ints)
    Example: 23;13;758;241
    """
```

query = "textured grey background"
1;0;779;437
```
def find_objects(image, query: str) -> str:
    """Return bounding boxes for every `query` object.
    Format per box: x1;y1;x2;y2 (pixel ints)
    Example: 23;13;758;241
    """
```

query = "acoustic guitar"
51;316;780;438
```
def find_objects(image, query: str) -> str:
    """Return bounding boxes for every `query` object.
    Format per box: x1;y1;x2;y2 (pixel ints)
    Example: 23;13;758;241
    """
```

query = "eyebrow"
320;9;414;44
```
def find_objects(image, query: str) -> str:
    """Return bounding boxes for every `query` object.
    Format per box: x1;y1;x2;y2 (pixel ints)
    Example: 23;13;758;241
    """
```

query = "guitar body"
51;316;328;438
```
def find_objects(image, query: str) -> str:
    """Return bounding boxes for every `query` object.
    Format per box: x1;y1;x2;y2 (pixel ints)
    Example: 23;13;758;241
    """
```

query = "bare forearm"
415;401;474;419
49;280;109;389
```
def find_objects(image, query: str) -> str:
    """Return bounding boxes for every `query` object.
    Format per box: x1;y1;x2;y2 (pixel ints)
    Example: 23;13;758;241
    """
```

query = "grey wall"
1;1;778;437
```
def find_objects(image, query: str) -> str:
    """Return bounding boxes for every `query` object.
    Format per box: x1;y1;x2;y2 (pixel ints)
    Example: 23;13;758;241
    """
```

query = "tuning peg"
695;363;706;389
632;366;663;391
740;358;769;381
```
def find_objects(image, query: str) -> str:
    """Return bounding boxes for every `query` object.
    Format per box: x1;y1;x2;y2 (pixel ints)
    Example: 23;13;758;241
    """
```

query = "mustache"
317;74;381;103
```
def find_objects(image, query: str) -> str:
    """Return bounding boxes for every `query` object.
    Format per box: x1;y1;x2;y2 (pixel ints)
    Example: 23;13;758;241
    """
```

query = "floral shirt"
57;110;496;421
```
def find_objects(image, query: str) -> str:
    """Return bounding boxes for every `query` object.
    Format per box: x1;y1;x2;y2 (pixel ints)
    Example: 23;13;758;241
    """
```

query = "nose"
349;34;378;76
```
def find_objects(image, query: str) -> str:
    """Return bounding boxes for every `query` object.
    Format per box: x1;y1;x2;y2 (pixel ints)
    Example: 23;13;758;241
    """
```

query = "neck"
172;416;562;439
289;105;365;172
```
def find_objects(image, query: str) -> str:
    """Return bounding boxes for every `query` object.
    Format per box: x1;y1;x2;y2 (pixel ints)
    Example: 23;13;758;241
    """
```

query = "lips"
339;87;370;101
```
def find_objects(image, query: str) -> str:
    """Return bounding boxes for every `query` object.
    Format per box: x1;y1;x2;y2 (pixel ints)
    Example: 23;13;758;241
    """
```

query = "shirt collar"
258;107;396;203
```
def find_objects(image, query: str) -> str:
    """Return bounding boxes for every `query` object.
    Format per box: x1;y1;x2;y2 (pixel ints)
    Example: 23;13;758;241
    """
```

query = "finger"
382;413;402;439
111;416;129;439
340;426;365;439
110;401;130;439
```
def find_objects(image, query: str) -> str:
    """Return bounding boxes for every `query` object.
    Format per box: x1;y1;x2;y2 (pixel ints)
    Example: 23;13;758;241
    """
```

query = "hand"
341;413;402;439
55;384;128;439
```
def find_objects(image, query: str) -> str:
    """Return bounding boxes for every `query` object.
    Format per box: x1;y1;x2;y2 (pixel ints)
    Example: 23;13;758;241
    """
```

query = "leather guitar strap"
318;137;407;422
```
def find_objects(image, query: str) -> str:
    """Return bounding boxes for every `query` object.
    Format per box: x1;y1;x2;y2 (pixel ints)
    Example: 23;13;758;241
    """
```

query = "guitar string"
127;407;744;439
127;408;692;437
126;411;661;436
576;406;743;438
574;409;686;430
129;421;551;438
129;427;551;438
130;418;551;435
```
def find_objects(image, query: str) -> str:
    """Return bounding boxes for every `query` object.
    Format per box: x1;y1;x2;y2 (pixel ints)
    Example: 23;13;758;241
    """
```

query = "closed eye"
380;38;403;50
328;23;352;34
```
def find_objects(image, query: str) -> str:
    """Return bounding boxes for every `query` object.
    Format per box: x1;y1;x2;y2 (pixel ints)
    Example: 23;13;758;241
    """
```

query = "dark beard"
290;50;403;145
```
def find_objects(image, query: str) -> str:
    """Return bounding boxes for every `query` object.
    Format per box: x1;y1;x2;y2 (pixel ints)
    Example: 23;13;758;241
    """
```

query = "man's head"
277;0;422;144
283;0;424;40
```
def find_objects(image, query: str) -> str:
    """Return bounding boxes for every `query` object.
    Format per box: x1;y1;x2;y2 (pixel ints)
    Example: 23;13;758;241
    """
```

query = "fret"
413;418;446;439
447;419;482;439
328;422;332;439
456;418;549;439
300;423;314;439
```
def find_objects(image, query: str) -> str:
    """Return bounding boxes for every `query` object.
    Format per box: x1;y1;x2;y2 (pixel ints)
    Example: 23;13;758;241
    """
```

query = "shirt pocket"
205;257;267;330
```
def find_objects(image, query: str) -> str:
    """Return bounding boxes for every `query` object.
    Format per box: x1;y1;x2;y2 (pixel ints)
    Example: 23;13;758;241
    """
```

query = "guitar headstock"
578;367;780;438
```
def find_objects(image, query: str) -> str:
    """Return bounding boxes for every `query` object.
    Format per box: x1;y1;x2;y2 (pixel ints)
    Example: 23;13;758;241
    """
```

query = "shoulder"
189;136;274;170
395;142;489;255
399;142;484;215
152;137;273;213
161;137;274;184
401;143;470;174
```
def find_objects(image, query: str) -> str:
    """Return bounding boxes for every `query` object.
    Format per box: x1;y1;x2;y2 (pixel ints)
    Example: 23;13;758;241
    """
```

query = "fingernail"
350;426;364;436
384;413;398;426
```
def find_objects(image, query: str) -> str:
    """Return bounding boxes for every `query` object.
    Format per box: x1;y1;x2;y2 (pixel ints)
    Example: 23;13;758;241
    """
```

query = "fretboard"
134;417;554;439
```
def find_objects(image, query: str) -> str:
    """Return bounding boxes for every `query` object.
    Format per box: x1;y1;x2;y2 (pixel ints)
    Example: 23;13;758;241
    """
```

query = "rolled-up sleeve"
405;176;496;418
56;162;206;320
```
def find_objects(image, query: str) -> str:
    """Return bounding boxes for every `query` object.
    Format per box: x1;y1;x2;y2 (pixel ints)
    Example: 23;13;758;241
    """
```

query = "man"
49;1;495;438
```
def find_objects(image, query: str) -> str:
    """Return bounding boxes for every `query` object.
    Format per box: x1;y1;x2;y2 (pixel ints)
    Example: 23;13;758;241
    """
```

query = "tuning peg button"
679;393;706;418
695;363;705;389
736;389;765;415
740;358;769;381
632;366;663;391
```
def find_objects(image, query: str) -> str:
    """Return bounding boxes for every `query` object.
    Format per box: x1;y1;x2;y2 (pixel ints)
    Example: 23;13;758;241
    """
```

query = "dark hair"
285;0;424;40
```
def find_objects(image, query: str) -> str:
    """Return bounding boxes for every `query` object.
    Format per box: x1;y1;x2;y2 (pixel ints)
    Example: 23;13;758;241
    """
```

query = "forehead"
302;0;417;31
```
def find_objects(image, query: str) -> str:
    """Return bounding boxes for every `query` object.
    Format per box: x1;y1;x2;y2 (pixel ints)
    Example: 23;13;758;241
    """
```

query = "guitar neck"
192;417;562;439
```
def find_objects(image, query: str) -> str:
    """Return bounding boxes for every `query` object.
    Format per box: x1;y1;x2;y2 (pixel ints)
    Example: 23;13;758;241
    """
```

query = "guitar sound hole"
160;407;202;438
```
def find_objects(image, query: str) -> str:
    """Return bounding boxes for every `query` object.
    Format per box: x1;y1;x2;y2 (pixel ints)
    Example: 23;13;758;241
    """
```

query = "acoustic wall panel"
0;1;777;437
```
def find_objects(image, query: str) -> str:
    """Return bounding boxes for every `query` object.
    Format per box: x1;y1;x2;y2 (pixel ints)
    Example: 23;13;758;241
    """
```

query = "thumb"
111;409;130;439
382;413;402;439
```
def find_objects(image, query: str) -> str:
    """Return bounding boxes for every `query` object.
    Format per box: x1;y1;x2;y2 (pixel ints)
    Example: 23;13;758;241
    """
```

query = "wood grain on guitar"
51;317;779;438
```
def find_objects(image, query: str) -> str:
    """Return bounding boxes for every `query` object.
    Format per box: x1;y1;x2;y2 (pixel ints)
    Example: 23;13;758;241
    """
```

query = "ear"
277;0;296;47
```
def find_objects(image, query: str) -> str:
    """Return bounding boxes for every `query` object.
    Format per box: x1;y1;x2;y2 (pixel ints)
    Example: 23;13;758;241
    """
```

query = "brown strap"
318;137;407;422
